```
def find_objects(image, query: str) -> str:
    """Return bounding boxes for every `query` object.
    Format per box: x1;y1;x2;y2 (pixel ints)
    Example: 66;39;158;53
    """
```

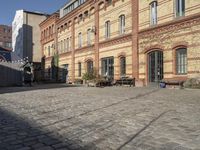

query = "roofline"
0;24;12;27
39;12;59;27
23;10;50;16
60;0;76;10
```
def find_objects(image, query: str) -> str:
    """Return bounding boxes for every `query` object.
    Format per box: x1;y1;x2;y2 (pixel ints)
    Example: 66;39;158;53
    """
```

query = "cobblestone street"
0;84;200;150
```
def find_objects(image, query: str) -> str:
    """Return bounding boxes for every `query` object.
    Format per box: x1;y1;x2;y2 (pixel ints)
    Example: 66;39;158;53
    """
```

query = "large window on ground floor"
120;56;126;77
176;48;187;74
87;60;93;73
101;57;114;79
78;62;81;77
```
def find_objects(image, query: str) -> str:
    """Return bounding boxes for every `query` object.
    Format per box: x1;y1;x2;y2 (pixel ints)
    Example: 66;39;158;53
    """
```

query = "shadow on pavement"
0;107;97;150
0;83;83;94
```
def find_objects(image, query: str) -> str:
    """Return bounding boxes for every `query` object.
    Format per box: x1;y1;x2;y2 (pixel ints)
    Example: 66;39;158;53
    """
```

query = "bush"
82;71;96;81
183;78;200;89
74;79;83;84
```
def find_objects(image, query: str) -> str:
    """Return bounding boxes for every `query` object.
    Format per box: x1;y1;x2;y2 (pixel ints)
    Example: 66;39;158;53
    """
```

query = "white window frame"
87;29;91;45
105;20;110;39
176;48;187;74
119;15;125;35
150;1;157;25
78;32;82;48
175;0;185;17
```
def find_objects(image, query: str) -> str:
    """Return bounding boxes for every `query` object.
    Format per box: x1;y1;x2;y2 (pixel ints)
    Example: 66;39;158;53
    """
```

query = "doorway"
148;50;163;84
101;57;114;80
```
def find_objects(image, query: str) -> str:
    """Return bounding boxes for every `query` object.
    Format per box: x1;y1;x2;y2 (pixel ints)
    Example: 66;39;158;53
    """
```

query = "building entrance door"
62;64;69;82
148;51;163;84
101;57;114;80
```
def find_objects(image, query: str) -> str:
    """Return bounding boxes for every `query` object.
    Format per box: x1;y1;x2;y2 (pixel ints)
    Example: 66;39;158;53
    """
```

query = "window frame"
120;56;126;77
105;20;111;39
87;60;93;73
78;32;82;48
78;62;82;77
175;0;185;17
150;1;158;25
119;15;125;35
176;48;187;75
87;28;91;46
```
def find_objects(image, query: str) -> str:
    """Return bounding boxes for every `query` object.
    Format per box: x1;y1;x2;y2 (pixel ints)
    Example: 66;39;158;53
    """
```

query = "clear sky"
0;0;69;26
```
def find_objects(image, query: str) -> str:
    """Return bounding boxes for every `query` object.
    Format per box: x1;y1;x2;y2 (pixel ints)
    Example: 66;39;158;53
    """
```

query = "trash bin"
160;82;166;88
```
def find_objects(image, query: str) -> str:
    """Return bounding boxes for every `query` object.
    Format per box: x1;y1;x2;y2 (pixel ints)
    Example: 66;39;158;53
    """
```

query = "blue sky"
0;0;69;25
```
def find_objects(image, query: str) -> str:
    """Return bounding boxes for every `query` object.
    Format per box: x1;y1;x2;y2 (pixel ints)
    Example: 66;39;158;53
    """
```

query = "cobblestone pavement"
0;84;200;150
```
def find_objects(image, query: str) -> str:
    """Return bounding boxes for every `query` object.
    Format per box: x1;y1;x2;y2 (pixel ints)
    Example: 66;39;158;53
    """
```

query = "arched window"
49;26;51;35
48;46;51;56
52;25;54;33
79;14;83;21
120;56;126;76
78;62;82;77
78;32;82;48
87;60;93;73
61;40;63;52
66;38;69;51
87;28;91;45
46;28;49;37
119;15;125;34
150;1;157;25
84;11;89;17
106;0;112;5
105;21;110;39
44;30;46;38
64;39;66;51
175;0;185;17
176;48;187;74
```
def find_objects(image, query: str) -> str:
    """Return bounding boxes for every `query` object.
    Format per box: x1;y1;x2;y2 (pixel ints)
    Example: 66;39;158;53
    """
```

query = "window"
78;32;82;48
52;25;54;33
87;60;93;73
106;0;112;5
119;15;125;34
78;62;82;77
87;29;91;45
176;0;185;17
48;46;50;56
49;26;51;35
64;39;66;51
105;21;110;39
150;1;157;25
61;40;63;52
120;57;126;76
4;28;7;33
176;48;187;74
47;29;49;37
79;14;83;21
84;11;89;17
101;57;114;78
66;38;69;51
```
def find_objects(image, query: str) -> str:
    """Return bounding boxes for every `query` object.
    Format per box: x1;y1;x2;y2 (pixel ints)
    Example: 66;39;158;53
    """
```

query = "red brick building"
0;25;12;50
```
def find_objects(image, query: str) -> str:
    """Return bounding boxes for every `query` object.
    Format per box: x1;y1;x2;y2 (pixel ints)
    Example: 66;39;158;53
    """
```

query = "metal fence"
0;61;23;87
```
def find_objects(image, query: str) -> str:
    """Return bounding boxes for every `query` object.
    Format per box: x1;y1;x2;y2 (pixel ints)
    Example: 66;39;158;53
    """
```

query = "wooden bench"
161;78;187;88
115;77;135;87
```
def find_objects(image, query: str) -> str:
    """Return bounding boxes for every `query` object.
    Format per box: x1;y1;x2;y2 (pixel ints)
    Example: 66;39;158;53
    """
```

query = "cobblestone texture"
0;84;200;150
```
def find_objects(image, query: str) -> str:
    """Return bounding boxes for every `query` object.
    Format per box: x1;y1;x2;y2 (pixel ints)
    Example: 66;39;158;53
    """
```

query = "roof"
23;10;50;17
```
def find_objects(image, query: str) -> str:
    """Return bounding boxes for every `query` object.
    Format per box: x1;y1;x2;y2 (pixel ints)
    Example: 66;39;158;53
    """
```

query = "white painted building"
12;10;48;62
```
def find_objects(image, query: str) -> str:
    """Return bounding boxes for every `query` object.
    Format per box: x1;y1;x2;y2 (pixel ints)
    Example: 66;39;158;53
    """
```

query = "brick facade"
0;25;12;50
40;0;200;85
